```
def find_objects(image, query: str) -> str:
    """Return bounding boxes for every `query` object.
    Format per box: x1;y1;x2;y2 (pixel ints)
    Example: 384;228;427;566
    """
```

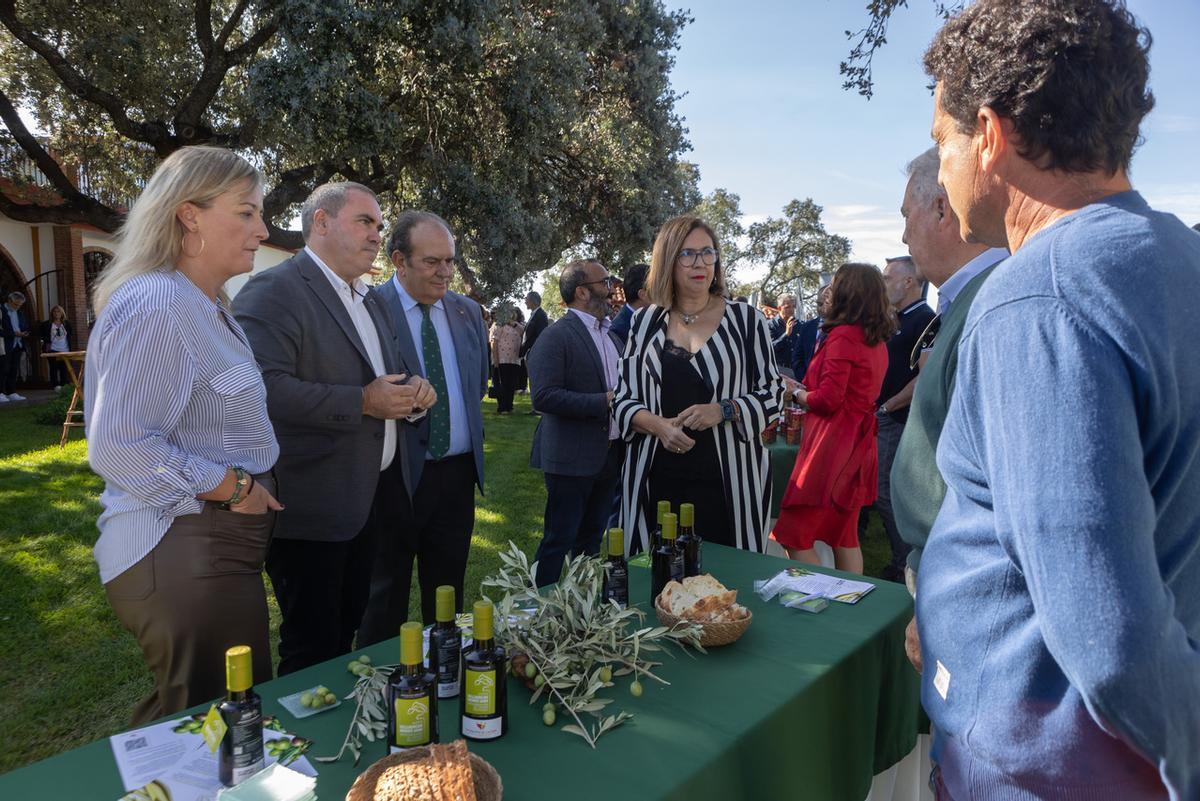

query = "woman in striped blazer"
614;215;784;554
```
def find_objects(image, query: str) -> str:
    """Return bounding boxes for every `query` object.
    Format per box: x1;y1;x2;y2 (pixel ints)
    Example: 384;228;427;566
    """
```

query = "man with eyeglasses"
526;258;624;586
359;210;489;642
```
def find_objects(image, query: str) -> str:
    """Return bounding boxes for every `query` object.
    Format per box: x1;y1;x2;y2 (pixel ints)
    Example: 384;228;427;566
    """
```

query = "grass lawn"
0;393;890;774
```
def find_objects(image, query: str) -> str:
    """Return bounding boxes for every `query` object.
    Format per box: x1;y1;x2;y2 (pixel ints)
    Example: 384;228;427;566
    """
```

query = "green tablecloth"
0;545;917;801
768;439;800;518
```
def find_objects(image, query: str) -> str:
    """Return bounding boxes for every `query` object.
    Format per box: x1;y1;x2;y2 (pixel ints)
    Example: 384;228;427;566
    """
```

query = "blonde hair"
92;146;261;316
646;215;724;307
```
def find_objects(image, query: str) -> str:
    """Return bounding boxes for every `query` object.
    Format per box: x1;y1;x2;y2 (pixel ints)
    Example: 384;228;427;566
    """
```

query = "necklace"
675;297;710;325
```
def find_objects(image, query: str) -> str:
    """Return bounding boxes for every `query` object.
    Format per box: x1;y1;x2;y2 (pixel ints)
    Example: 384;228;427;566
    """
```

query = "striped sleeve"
87;307;227;512
613;306;655;438
730;306;784;441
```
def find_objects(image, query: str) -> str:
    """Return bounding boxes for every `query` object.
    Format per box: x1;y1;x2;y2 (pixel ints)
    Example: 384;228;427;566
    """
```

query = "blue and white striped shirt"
85;269;278;583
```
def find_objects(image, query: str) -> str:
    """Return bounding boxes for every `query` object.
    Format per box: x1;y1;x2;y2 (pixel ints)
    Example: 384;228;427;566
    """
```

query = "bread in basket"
345;739;502;801
654;574;752;647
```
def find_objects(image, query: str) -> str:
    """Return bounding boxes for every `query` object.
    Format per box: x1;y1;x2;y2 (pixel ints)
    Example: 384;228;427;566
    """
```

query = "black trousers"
266;463;400;676
359;453;476;640
535;443;624;587
1;348;22;394
494;362;521;412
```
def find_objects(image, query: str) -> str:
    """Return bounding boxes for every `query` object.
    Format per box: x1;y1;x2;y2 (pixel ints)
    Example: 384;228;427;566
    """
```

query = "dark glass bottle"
428;585;462;699
219;645;264;787
678;502;703;577
387;622;438;752
461;599;508;740
650;512;684;606
602;527;629;609
652;500;671;551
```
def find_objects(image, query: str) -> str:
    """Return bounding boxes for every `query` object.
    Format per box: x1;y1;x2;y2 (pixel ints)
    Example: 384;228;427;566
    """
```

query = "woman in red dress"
773;262;896;573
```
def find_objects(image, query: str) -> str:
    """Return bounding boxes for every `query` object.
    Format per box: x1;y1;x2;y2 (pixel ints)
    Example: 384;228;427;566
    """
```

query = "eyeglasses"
677;247;718;267
580;276;616;289
909;313;942;370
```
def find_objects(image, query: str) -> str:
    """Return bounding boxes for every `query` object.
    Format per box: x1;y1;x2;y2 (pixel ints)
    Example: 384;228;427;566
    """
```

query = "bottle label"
670;552;684;581
462;715;503;739
224;708;264;785
433;631;461;697
604;563;629;607
464;668;496;716
393;697;431;748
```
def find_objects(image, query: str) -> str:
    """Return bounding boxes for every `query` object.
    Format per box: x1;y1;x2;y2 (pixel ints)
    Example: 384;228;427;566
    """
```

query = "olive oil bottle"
678;502;703;577
602;527;629;608
461;599;508;740
652;500;671;550
387;622;439;752
218;645;264;787
650;512;684;605
428;585;462;699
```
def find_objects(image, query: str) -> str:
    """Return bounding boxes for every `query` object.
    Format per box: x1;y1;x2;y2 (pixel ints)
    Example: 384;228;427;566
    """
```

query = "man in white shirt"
234;183;434;674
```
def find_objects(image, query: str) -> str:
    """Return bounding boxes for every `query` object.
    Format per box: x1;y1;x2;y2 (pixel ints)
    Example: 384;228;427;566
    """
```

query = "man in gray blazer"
358;210;488;639
527;259;624;587
233;183;435;675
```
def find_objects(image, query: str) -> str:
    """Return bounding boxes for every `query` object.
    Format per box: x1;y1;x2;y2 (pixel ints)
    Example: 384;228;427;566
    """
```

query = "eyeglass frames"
676;247;718;267
909;313;942;370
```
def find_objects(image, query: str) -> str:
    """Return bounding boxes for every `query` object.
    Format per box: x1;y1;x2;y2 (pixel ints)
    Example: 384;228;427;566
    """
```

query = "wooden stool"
41;350;86;447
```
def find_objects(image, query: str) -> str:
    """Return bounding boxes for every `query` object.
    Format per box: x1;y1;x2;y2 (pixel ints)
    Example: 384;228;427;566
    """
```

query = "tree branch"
194;0;214;60
0;0;172;153
0;88;79;198
214;0;252;50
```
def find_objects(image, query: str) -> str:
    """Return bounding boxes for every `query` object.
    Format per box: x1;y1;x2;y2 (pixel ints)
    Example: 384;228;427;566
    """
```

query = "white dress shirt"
307;247;395;471
391;275;471;459
568;307;620;439
937;247;1008;315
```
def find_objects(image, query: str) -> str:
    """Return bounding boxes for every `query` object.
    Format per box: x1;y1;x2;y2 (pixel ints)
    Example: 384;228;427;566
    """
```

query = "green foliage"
840;0;964;98
745;199;850;306
691;188;746;279
0;0;700;300
32;386;72;426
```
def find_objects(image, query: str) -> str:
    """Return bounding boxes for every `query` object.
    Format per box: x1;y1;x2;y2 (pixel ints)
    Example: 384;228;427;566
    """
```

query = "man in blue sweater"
918;2;1200;799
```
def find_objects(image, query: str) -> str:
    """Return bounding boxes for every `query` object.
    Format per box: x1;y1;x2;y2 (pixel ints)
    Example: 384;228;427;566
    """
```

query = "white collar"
569;307;610;331
306;246;368;303
939;247;1008;309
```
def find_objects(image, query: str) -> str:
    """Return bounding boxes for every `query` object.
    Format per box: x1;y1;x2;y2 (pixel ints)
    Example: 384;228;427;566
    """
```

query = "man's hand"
785;317;796;335
676;403;724;431
363;374;423;419
905;615;923;674
409;376;437;412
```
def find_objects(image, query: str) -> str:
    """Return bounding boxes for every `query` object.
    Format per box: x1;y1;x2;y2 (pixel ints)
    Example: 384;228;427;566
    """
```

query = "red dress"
772;324;887;550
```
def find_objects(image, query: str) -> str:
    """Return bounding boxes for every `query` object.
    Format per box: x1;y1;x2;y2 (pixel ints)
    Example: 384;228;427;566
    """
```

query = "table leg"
59;357;84;448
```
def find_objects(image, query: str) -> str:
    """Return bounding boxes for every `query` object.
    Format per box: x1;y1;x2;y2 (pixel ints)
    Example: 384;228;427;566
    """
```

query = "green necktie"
419;303;450;458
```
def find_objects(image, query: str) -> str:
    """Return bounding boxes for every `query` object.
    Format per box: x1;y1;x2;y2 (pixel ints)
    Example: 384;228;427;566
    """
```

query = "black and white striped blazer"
613;300;785;554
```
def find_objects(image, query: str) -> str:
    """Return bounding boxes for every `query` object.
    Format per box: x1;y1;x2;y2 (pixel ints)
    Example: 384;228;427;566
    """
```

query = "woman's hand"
655;416;696;454
230;480;285;515
675;403;724;431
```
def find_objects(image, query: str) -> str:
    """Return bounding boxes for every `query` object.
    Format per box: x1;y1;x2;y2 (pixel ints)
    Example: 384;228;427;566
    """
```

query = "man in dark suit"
1;291;30;401
521;290;549;359
359;210;489;638
790;283;832;381
527;258;623;587
233;182;435;675
608;262;649;350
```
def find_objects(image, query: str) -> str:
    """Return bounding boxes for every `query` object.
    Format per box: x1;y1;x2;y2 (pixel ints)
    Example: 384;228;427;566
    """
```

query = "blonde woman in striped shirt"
614;215;785;554
86;146;282;724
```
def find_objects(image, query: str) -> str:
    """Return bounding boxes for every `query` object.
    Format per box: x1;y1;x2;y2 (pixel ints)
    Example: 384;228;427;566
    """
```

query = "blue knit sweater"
918;192;1200;801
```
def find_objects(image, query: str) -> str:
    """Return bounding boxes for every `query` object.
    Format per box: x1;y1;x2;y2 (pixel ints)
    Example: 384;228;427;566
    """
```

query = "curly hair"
822;263;896;347
924;0;1154;175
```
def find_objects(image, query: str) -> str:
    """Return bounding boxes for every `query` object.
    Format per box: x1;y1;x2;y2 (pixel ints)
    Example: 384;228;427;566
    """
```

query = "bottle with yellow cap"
460;599;507;740
218;645;264;786
387;622;439;752
602;527;629;608
650;511;684;606
652;499;671;551
428;585;462;698
677;502;703;577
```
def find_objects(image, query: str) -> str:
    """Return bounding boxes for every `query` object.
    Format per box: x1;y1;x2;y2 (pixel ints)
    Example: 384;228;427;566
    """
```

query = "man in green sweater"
891;146;1006;671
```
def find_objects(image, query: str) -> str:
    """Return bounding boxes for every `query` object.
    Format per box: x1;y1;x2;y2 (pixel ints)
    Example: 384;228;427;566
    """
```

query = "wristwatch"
719;399;735;422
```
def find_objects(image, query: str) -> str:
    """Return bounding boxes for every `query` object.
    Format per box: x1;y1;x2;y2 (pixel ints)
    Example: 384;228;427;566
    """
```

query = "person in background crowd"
919;2;1200;798
38;305;73;389
609;262;650;349
489;304;524;414
528;258;623;586
772;263;894;574
732;295;749;303
791;283;831;380
360;210;488;637
1;290;30;401
85;146;282;722
614;215;784;554
891;145;1007;668
857;256;934;583
234;182;433;675
520;290;549;404
768;294;800;378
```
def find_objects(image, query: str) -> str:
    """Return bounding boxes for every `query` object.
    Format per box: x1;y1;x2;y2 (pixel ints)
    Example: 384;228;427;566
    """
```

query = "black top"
878;299;936;424
647;339;732;546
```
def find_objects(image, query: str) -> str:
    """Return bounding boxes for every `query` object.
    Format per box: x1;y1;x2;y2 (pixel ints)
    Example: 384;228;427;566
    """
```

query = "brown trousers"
105;477;275;725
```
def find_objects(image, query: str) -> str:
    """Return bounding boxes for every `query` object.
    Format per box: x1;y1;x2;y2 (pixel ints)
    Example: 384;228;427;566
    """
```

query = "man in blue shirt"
919;1;1200;799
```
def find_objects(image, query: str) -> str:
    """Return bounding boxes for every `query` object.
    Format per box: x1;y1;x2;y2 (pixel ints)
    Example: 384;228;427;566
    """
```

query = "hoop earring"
181;230;206;259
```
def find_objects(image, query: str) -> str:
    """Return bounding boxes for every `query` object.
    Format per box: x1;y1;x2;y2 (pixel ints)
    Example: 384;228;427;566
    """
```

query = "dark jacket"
1;304;30;353
520;306;549;358
39;319;73;351
791;317;822;380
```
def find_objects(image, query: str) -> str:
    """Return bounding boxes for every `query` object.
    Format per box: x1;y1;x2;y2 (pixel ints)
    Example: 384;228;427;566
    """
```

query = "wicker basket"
346;745;503;801
654;595;752;647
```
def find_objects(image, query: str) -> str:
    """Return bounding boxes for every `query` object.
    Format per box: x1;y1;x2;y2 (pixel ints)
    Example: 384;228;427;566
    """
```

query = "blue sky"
668;0;1200;274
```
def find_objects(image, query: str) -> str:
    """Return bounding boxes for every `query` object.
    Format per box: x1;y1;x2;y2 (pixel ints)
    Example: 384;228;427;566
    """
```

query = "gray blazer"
527;312;618;476
374;277;488;492
232;251;416;541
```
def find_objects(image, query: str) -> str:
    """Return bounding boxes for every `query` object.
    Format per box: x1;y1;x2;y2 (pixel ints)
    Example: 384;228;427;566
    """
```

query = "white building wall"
0;215;37;281
225;243;294;298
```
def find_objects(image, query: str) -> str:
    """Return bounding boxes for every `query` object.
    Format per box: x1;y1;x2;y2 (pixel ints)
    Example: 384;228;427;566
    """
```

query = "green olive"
630;680;643;697
323;692;336;705
534;674;545;688
599;666;612;683
299;692;314;707
542;708;556;726
524;662;536;679
347;661;361;674
358;654;372;664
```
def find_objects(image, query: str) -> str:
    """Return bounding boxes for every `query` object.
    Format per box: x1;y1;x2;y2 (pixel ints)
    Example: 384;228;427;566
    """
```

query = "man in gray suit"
233;183;435;675
527;259;624;587
359;210;488;638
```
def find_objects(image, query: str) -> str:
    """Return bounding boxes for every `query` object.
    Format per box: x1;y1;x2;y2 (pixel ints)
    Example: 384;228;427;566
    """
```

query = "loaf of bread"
350;740;478;801
660;575;749;622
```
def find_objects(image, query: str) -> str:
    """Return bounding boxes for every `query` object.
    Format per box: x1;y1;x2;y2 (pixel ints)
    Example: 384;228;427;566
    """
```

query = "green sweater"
890;265;996;572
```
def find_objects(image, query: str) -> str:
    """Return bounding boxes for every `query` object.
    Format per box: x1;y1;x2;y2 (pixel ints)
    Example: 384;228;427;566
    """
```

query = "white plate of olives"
278;684;341;719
